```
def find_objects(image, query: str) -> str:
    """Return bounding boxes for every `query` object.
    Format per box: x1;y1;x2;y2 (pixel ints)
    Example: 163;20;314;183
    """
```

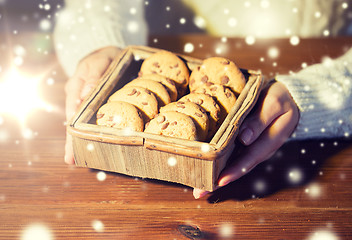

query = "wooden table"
0;35;352;239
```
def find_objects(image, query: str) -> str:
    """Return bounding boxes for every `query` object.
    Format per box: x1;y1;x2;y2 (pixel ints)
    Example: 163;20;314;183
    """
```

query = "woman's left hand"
193;81;300;199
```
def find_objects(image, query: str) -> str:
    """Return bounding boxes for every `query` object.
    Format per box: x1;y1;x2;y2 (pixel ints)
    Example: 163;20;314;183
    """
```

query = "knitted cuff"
53;0;147;77
276;49;352;140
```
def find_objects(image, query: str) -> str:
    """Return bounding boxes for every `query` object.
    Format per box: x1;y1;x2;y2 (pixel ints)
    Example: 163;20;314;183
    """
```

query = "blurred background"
0;0;351;138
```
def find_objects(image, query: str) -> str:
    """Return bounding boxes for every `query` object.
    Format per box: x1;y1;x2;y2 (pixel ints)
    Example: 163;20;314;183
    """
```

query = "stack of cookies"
96;50;246;142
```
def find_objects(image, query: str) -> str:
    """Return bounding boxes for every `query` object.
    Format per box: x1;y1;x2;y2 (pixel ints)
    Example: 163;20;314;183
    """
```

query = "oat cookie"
125;78;171;107
192;84;236;123
160;101;209;141
109;86;158;122
178;93;221;140
139;50;190;97
96;101;144;132
144;111;198;141
137;74;178;102
189;57;246;96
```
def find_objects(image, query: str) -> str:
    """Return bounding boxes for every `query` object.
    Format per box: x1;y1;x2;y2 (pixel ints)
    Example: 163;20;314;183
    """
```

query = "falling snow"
267;47;279;59
219;223;234;238
308;229;339;240
96;171;107;181
21;223;53;240
288;168;304;184
167;157;177;167
201;143;210;153
245;36;256;45
184;42;194;53
305;183;322;198
92;220;105;232
290;36;300;45
86;143;94;152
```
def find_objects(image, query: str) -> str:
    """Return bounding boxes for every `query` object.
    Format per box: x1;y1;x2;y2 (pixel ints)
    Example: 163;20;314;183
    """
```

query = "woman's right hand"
64;46;122;164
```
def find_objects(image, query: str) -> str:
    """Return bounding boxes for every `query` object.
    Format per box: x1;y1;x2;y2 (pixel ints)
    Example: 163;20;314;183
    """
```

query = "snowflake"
342;2;348;9
227;17;237;28
305;183;321;198
130;7;137;15
167;157;177;167
86;143;94;151
179;18;186;24
22;128;34;139
200;143;210;153
122;127;134;136
92;220;104;232
39;19;52;31
14;45;26;56
96;171;107;181
285;28;292;35
184;43;194;53
127;21;139;33
245;36;256;45
21;223;53;240
290;36;300;46
219;223;234;238
267;47;279;59
289;169;303;184
308;229;338;240
46;78;54;85
253;179;267;193
193;16;206;29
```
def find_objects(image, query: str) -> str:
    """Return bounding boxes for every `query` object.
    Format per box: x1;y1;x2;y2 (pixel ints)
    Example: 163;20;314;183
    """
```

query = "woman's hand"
64;46;122;164
193;81;300;199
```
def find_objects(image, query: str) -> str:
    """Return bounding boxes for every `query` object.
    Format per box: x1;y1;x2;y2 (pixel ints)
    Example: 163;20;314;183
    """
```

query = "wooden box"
68;46;263;191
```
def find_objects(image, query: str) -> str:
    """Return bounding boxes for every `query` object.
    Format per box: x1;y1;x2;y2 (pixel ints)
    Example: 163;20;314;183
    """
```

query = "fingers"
63;47;121;164
238;81;296;146
64;133;75;165
193;188;210;199
218;108;298;187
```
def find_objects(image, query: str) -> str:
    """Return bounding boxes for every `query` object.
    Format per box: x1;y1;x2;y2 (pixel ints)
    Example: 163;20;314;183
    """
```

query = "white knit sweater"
54;0;352;140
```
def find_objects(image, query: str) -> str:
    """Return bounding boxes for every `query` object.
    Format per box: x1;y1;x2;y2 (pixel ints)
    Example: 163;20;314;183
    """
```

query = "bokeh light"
96;171;107;181
308;229;339;240
0;68;52;126
21;223;53;240
167;157;177;167
92;220;104;233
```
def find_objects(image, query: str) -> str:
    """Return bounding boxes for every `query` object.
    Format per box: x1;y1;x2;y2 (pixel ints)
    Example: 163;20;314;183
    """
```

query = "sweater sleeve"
53;0;148;77
276;49;352;140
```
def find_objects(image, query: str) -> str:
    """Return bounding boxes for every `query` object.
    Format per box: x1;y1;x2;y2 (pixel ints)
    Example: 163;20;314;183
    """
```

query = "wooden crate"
68;46;263;191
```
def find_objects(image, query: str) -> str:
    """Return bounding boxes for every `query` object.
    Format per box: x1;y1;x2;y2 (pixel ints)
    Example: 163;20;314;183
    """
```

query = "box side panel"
72;137;146;176
72;136;216;191
144;149;215;191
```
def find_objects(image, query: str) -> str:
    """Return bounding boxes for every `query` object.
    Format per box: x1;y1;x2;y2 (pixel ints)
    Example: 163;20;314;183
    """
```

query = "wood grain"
0;35;351;239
